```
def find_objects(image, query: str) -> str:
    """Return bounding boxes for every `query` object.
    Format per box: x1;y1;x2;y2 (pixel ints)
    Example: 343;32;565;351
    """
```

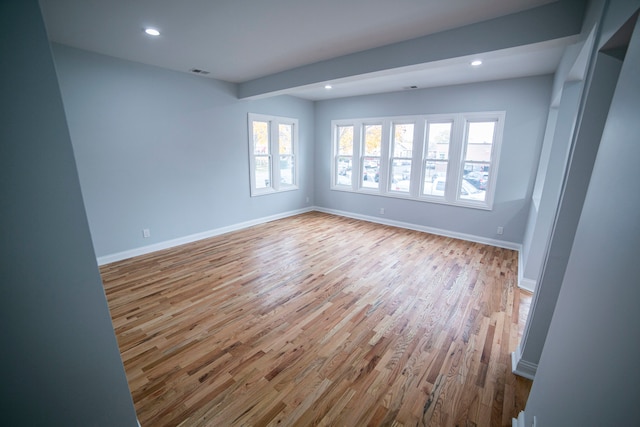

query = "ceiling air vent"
189;68;210;75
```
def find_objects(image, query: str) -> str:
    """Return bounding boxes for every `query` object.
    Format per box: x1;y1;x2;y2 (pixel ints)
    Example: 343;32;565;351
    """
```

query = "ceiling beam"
238;0;586;99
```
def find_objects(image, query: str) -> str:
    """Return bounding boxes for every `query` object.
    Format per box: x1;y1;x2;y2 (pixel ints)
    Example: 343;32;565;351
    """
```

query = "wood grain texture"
100;212;532;426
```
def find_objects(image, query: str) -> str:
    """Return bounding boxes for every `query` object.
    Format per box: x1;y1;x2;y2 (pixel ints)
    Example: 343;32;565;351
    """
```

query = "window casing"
331;112;504;210
249;113;299;196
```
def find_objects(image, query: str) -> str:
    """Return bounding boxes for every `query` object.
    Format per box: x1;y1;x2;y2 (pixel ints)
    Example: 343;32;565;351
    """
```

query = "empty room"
3;0;640;426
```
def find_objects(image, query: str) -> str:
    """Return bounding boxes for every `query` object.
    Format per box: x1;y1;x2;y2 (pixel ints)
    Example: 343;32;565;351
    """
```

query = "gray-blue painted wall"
0;1;138;425
314;76;553;245
52;44;315;258
523;0;640;424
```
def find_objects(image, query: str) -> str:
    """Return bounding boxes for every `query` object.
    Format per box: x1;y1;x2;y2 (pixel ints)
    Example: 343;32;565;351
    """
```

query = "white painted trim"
315;207;521;251
517;250;537;292
512;411;526;427
511;344;537;380
97;207;314;265
519;277;537;293
98;206;525;267
137;418;141;427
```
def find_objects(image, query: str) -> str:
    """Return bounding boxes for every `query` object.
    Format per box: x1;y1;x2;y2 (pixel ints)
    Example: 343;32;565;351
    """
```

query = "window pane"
362;157;380;189
427;122;451;160
254;155;271;189
253;121;269;154
390;159;411;193
393;123;414;157
465;121;495;161
364;125;382;156
337;126;354;156
279;124;292;155
463;163;490;190
460;174;487;202
336;156;352;186
280;155;294;185
422;161;448;196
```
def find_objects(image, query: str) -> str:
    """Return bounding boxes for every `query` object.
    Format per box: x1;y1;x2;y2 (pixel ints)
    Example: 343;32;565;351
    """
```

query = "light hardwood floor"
100;212;532;427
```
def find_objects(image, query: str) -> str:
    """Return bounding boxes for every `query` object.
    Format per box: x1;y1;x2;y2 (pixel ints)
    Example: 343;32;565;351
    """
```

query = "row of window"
247;111;505;211
332;112;505;210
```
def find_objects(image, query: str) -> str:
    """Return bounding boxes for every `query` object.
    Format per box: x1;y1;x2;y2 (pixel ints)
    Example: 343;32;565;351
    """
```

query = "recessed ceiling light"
471;60;483;66
324;84;332;90
144;28;160;36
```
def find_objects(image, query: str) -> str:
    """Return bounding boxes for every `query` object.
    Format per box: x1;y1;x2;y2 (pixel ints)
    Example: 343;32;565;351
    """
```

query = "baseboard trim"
518;278;536;293
97;207;315;265
517;251;537;292
314;207;522;251
97;206;524;266
512;411;526;427
511;345;537;380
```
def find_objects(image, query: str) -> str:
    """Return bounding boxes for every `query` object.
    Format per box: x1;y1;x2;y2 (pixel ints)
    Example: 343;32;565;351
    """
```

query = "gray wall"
523;0;640;424
52;44;315;259
0;1;137;425
314;76;553;245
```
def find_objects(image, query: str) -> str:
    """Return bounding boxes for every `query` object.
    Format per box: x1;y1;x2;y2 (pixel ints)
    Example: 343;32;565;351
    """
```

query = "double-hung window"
248;113;298;196
361;124;382;190
459;120;496;202
331;111;504;210
389;123;415;194
423;121;452;197
335;125;355;187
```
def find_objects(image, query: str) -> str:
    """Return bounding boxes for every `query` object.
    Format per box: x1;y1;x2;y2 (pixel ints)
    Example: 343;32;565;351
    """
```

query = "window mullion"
352;123;361;191
447;115;466;202
411;119;426;198
270;119;280;191
379;119;391;194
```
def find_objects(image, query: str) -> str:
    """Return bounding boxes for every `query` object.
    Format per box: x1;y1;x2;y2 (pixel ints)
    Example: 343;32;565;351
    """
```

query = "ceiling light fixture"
144;28;160;36
324;84;332;90
471;59;483;66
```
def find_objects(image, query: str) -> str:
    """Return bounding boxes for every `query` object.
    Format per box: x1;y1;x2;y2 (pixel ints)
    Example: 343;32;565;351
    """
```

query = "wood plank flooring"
100;212;532;427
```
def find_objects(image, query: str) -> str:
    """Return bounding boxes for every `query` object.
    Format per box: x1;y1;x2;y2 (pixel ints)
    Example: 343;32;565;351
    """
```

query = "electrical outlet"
306;196;310;203
142;228;151;238
497;226;504;235
379;208;385;215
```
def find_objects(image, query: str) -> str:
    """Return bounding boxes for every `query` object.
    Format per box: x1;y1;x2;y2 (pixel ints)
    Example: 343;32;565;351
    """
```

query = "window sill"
330;186;492;211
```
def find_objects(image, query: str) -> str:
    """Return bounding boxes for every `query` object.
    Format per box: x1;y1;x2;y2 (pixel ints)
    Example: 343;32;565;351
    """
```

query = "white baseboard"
314;207;522;251
518;277;536;293
98;206;524;266
97;207;314;265
511;345;537;380
517;251;537;292
512;411;526;427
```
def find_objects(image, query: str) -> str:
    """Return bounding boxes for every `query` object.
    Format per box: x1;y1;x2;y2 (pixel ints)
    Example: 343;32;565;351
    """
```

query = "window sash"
249;113;299;196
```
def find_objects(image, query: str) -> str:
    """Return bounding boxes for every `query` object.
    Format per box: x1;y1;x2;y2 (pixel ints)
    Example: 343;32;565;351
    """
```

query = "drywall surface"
523;2;640;424
0;1;138;425
52;45;314;258
314;76;552;245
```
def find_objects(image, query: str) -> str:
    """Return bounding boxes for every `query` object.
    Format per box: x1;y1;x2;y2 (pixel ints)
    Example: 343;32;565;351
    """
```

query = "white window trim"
248;113;299;197
330;111;505;210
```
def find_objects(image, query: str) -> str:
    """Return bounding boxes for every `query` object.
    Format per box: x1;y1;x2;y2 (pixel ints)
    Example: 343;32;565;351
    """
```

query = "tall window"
459;121;495;202
361;124;382;190
389;123;414;193
248;113;298;196
423;122;451;197
331;112;504;210
335;125;355;187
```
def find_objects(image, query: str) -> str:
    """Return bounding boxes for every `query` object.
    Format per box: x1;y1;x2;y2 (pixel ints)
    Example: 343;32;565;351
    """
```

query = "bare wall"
52;44;315;259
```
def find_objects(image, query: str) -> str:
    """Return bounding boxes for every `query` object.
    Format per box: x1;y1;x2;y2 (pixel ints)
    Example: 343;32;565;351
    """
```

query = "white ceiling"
39;0;574;100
